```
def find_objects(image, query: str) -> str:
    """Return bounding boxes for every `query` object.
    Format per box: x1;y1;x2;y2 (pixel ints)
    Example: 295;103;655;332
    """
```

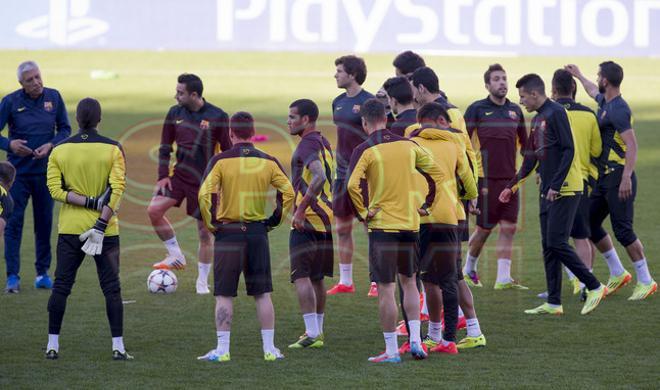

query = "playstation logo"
15;0;108;46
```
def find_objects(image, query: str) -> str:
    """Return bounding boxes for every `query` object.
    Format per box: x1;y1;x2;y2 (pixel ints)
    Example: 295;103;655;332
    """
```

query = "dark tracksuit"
507;99;600;305
0;88;71;279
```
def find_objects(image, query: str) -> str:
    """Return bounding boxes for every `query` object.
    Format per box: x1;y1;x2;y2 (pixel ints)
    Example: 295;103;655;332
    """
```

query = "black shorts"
476;178;519;229
213;223;272;297
162;174;201;219
332;178;354;218
419;224;458;286
368;230;418;284
289;229;334;282
589;168;638;246
570;182;591;239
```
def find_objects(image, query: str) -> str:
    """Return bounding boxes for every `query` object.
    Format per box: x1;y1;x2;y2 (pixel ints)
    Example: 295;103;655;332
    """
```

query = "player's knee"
146;204;163;221
198;229;213;245
613;225;637;248
499;222;517;237
101;279;121;297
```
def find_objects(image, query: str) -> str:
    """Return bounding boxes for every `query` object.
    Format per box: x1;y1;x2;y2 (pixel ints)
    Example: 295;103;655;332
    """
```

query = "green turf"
0;51;658;389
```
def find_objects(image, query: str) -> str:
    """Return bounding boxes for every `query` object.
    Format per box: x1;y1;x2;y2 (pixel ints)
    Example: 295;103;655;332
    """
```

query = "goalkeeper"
44;97;130;360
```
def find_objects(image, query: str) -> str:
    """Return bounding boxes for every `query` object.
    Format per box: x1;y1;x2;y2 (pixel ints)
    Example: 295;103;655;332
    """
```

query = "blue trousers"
4;173;53;278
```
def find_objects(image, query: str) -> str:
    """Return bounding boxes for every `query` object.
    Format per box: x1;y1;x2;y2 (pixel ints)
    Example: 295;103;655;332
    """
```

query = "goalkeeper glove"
79;218;108;256
84;186;112;211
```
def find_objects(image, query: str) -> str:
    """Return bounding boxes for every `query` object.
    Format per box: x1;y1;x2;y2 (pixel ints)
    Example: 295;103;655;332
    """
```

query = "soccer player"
500;74;606;315
550;69;602;298
347;98;444;363
0;60;71;292
327;55;375;296
45;98;131;360
409;102;478;354
197;112;294;362
566;62;657;300
463;64;529;290
0;162;16;237
286;99;334;348
392;50;426;79
383;76;417;137
148;74;231;294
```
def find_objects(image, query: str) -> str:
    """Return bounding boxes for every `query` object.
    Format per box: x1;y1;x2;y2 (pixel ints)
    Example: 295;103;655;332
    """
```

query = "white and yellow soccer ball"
147;269;178;294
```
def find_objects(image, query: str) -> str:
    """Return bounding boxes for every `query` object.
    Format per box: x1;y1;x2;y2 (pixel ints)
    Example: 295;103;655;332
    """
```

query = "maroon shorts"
332;178;354;218
476;178;519;229
161;174;201;219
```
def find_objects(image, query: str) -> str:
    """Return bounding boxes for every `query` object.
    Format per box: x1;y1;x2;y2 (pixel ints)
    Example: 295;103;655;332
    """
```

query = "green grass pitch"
0;51;658;388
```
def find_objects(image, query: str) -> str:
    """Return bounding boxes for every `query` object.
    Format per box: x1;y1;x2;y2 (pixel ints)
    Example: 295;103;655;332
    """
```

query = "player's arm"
214;112;232;152
450;110;479;183
46;149;68;203
547;110;575;200
156;110;176;194
413;144;445;214
266;160;294;230
292;159;326;230
565;64;599;99
506;131;539;195
456;144;478;201
0;97;11;151
346;149;370;221
198;161;222;232
106;145;127;212
516;110;528;154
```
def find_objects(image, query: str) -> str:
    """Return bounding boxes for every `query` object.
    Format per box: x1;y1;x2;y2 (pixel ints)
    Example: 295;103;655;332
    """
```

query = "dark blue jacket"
0;87;71;175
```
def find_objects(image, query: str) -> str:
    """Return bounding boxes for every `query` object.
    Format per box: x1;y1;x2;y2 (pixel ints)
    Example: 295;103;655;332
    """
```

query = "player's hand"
292;208;306;231
564;64;582;78
535;173;541;185
546;188;560;202
366;207;381;221
9;139;33;157
499;188;513;204
618;174;633;201
468;199;481;215
32;142;53;159
154;177;173;196
85;186;112;211
417;208;430;217
79;218;108;256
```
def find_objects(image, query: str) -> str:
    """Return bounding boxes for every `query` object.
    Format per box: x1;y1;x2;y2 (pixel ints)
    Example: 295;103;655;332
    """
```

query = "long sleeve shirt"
0;88;71;175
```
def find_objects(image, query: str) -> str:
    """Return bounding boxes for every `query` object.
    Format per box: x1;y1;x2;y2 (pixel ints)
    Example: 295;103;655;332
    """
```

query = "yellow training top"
198;143;294;232
47;129;126;236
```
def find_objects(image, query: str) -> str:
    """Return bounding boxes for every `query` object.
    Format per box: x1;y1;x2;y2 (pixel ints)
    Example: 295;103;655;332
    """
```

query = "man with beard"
327;55;374;296
462;64;529;290
149;74;231;295
566;62;656;300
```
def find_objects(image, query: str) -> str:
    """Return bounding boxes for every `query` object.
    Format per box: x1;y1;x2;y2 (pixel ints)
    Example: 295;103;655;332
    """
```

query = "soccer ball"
147;270;177;294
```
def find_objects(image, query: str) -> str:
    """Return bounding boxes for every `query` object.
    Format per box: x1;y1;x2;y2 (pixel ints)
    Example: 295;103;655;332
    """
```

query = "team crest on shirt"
352;105;361;114
200;120;210;130
44;101;53;112
508;110;518;120
601;110;607;119
537;120;546;132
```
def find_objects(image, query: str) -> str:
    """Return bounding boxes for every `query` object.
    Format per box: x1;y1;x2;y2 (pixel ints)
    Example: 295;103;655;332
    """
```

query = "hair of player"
17;60;39;82
417;102;450;124
0;161;16;188
177;73;204;97
515;73;546;95
599;61;624;87
411;67;440;94
360;98;387;125
230;111;256;140
76;97;102;129
335;55;367;85
484;63;505;84
552;69;576;97
392;51;426;76
383;76;413;105
289;99;319;122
